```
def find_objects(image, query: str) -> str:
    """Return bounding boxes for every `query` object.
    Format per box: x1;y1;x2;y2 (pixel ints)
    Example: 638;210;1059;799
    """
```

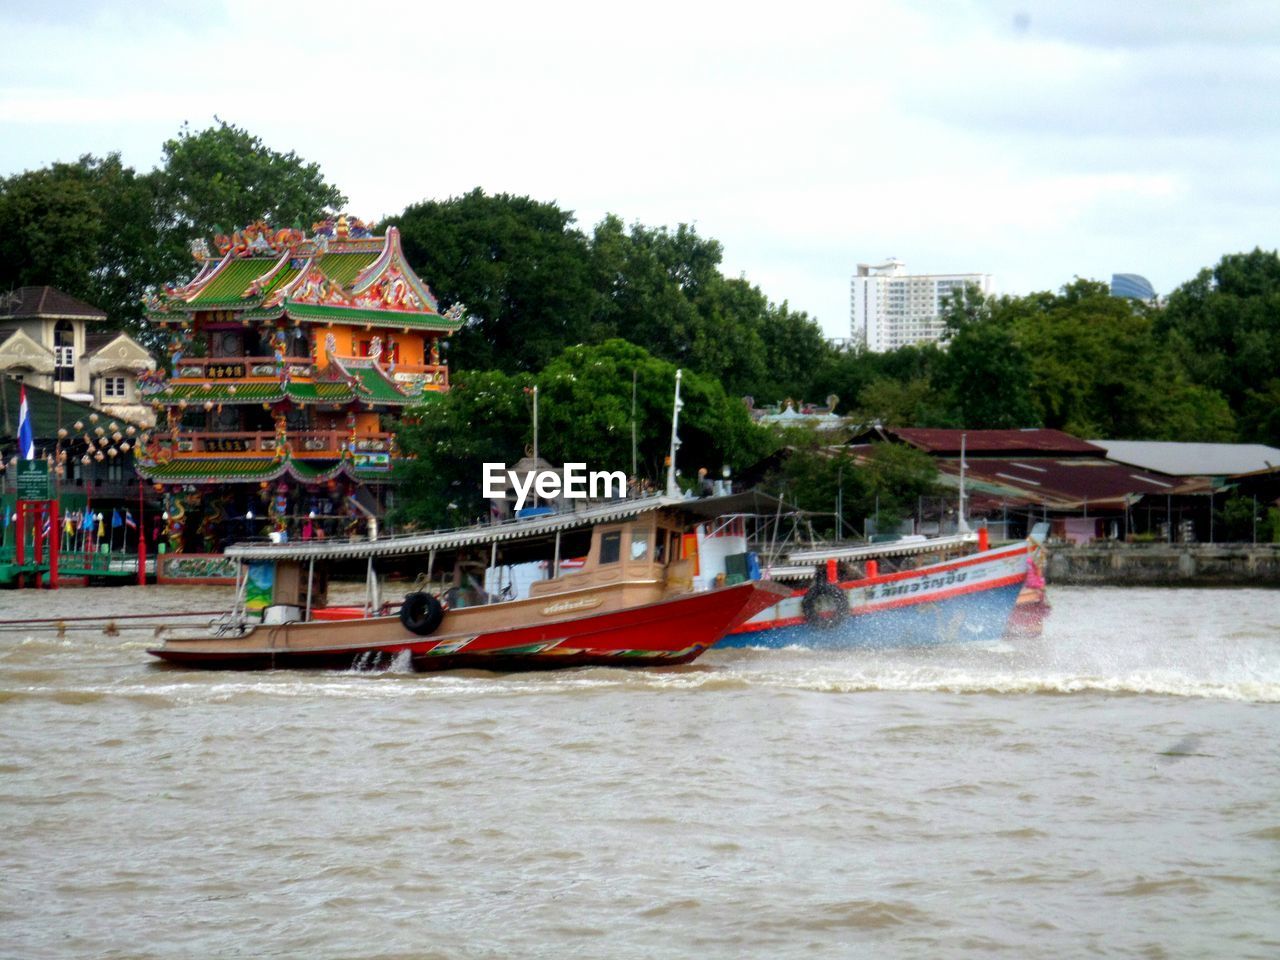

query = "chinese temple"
139;216;463;552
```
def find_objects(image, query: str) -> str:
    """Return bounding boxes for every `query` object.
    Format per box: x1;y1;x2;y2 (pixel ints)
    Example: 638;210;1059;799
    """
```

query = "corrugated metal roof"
934;457;1196;509
1090;441;1280;478
225;496;688;562
859;426;1104;456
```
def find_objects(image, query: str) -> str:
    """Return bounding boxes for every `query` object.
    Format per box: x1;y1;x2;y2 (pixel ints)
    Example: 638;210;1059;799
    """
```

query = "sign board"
16;459;51;500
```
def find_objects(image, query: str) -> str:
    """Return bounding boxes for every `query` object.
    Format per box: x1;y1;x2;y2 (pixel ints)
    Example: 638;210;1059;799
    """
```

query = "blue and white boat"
718;530;1036;649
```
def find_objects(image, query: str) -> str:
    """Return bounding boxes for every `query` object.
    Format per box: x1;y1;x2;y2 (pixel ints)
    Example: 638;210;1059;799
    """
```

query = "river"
2;585;1278;958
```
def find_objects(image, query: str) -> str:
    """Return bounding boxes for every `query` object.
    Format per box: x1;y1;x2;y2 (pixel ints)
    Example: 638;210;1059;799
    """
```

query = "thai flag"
124;511;137;530
17;385;35;459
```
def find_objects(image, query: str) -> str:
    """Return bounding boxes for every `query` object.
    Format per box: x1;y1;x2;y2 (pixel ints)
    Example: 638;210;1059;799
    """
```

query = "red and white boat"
148;497;789;671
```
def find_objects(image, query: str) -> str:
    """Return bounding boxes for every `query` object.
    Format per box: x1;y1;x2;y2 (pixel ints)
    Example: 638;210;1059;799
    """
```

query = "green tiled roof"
138;456;396;485
187;258;277;305
318;252;379;285
262;264;302;297
139;457;283;481
151;382;285;404
288;459;346;480
281;302;461;330
285;382;357;404
350;366;411;403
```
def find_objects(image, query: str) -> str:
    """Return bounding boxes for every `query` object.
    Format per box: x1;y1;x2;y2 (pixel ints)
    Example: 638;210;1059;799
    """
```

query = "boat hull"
148;579;790;671
721;543;1029;650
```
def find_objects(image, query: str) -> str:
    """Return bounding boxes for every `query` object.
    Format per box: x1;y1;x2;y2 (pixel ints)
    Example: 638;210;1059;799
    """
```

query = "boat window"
655;532;667;564
630;529;650;561
599;530;622;564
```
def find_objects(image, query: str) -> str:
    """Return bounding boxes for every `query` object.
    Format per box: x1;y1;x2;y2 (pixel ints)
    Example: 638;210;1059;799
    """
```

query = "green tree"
392;340;768;528
391;368;535;528
1159;248;1280;441
389;189;596;373
937;279;1235;440
535;339;766;481
156;119;346;237
936;283;1041;428
0;154;178;327
763;437;939;536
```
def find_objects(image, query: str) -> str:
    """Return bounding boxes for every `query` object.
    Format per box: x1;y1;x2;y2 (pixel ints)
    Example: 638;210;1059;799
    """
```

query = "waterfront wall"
1045;542;1280;586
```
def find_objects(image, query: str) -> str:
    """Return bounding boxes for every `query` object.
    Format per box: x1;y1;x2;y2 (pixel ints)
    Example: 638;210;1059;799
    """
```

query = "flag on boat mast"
17;385;36;460
665;369;683;498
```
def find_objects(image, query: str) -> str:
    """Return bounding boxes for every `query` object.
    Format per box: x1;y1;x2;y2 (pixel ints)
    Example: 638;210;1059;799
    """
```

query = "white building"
850;260;994;352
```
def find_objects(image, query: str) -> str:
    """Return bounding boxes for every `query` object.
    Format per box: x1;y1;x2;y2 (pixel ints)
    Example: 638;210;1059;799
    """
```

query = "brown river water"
2;585;1278;959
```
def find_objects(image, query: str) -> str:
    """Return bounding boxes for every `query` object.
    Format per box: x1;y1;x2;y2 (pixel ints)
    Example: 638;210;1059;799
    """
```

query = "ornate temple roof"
137;456;396;484
147;216;465;333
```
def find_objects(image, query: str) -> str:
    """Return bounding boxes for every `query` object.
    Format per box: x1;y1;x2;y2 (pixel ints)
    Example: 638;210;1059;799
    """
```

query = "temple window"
103;376;127;399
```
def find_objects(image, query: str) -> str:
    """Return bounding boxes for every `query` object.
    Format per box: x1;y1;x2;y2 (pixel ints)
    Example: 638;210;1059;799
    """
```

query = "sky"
2;0;1278;338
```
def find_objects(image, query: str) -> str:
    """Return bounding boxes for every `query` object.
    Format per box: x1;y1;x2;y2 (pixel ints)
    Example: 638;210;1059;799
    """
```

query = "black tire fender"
802;581;848;630
400;592;445;636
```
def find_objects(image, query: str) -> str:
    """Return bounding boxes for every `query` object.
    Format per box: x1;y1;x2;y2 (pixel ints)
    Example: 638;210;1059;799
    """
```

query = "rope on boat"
0;610;224;626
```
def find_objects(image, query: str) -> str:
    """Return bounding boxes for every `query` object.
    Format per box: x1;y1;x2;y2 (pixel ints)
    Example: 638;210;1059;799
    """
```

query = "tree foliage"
392;340;768;528
759;434;940;536
1159;248;1280;443
390;198;831;402
0;154;181;327
1;121;346;334
156;119;346;237
389;190;596;373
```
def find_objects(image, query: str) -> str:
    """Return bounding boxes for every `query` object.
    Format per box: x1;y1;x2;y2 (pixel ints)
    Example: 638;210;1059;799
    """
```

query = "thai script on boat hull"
867;570;968;601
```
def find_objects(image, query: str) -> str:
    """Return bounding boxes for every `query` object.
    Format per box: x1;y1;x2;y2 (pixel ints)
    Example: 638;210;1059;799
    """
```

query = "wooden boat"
148;497;790;671
709;525;1050;650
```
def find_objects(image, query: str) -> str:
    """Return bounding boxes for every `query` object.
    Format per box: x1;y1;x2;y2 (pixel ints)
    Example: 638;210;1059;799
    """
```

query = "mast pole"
665;369;683;498
958;432;970;534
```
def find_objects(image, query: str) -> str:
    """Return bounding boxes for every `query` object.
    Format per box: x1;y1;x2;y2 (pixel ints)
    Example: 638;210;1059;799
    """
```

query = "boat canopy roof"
786;532;979;564
222;491;800;564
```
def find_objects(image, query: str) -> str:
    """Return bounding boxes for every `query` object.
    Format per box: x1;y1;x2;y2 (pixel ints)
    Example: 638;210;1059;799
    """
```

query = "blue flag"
111;508;123;529
82;510;95;531
17;385;35;459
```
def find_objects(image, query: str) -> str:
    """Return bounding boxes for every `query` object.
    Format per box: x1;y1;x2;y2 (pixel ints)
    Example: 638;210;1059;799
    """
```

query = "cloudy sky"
2;0;1277;336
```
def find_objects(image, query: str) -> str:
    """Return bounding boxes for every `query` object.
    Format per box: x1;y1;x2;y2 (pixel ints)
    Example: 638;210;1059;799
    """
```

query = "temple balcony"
382;362;450;390
149;430;397;459
172;357;315;381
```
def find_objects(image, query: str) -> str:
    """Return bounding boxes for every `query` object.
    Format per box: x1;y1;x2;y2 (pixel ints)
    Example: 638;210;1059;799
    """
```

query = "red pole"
16;501;26;589
978;526;990;552
34;503;44;569
826;557;838;583
137;477;147;587
48;500;59;590
865;559;879;579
